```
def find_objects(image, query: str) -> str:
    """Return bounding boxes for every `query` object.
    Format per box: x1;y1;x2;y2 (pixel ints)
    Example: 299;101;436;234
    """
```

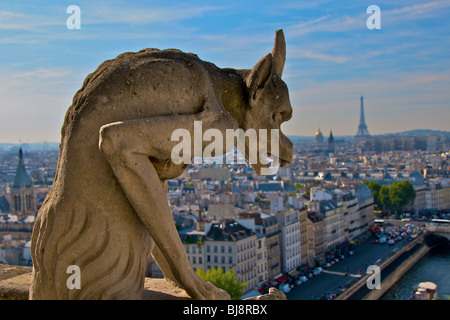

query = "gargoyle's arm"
98;109;235;300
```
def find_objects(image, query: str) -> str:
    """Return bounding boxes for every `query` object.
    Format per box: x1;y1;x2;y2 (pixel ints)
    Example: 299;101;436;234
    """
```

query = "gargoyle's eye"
272;112;283;126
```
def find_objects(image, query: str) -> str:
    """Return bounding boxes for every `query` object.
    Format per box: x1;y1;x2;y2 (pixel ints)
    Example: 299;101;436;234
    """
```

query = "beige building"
299;207;308;265
274;208;301;273
204;220;258;293
407;172;427;214
309;198;344;253
341;191;359;240
355;184;375;235
305;183;375;267
305;211;325;266
255;234;269;286
426;179;450;211
238;211;281;279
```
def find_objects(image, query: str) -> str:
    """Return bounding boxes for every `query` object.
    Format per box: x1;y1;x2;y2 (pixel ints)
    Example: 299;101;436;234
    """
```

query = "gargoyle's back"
56;49;234;183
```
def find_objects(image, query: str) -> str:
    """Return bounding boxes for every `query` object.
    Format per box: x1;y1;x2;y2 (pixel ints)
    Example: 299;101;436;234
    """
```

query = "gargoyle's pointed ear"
272;29;286;78
246;53;272;99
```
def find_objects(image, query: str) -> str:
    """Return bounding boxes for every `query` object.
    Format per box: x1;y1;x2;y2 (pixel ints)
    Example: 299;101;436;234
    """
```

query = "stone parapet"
0;264;285;300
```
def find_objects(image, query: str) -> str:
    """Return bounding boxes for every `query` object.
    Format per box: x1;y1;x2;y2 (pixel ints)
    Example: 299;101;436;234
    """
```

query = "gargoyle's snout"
279;132;293;167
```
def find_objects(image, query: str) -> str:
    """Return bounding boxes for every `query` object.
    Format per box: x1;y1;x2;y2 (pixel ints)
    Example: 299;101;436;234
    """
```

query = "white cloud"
0;10;61;30
289;47;350;64
385;0;450;18
82;3;225;25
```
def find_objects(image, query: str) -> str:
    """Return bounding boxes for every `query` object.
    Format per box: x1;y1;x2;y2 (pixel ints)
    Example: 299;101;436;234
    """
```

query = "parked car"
299;276;308;283
388;239;395;245
313;267;323;275
379;237;387;244
279;283;291;293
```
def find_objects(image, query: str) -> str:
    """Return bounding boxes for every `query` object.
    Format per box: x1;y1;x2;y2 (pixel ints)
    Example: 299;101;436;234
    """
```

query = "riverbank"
381;244;450;300
337;234;429;300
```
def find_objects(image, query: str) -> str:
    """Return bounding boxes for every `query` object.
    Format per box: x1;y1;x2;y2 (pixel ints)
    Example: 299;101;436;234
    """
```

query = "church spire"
13;147;32;189
11;147;35;214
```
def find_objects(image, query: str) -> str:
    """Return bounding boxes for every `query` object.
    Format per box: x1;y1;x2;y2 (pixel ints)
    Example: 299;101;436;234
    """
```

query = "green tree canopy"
389;180;416;213
378;184;391;213
368;180;416;215
364;181;381;208
196;267;247;300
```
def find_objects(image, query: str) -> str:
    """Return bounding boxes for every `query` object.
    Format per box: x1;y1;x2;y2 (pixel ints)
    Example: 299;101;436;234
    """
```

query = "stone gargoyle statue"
30;29;293;299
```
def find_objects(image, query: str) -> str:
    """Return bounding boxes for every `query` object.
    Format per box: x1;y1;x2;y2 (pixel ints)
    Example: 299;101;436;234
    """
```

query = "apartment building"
238;211;282;279
426;179;450;211
355;183;375;234
181;220;260;293
306;211;325;267
274;208;301;273
309;189;344;253
305;183;375;266
299;206;308;265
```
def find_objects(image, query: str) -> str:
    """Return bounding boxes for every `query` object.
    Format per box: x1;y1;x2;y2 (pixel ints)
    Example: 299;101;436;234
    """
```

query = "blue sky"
0;0;449;143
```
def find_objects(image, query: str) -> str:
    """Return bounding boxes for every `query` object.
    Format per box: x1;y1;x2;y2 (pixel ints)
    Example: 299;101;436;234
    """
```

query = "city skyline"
1;0;449;143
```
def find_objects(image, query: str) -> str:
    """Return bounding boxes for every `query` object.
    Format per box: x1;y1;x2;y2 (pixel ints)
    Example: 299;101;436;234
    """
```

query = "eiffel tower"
355;95;370;138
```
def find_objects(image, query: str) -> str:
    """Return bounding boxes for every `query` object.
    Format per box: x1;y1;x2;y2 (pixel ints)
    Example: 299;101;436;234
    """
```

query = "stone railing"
0;264;285;300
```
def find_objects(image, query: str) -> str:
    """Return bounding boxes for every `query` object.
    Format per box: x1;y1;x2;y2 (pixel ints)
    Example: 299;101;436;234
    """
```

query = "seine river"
380;245;450;300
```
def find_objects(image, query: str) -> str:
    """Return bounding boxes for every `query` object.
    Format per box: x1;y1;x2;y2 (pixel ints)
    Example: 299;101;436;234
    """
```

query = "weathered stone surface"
0;266;286;300
244;287;287;300
29;29;293;300
0;266;190;300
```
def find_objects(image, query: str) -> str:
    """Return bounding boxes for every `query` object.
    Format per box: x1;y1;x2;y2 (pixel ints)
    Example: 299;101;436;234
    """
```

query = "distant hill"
1;129;448;151
0;142;60;152
386;129;450;136
288;129;449;140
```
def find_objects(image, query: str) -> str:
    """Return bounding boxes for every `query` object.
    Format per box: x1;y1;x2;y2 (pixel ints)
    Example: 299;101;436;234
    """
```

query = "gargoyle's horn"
271;29;286;78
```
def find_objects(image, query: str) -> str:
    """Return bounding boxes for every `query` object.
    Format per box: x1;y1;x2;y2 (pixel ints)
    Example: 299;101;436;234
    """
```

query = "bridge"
424;224;450;247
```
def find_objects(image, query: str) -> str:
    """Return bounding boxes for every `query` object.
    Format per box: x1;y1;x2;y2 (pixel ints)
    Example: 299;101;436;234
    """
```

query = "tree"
389;180;416;215
364;181;381;209
196;267;247;300
378;184;391;215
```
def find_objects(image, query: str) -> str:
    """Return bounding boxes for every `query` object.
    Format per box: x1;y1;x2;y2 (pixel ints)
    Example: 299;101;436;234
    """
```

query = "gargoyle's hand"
181;271;231;300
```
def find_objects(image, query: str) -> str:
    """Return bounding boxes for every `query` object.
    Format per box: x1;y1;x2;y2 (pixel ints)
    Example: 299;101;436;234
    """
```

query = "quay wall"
364;243;429;300
337;234;430;300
